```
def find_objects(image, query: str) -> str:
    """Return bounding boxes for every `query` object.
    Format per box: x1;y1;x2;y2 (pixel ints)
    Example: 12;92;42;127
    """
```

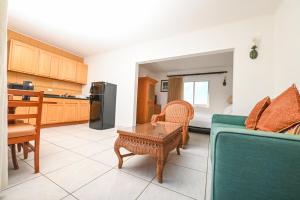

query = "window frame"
184;80;210;108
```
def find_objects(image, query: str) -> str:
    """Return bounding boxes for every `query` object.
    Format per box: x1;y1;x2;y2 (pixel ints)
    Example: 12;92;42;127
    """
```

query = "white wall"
0;0;8;189
85;15;275;127
273;0;300;95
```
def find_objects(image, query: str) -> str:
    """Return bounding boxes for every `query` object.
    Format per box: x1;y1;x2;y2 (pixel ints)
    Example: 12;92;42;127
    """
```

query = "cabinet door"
41;104;47;125
76;63;88;84
77;102;90;121
8;40;39;74
46;104;64;124
38;50;51;77
63;102;78;122
28;107;37;125
49;54;61;79
60;58;77;81
147;84;155;122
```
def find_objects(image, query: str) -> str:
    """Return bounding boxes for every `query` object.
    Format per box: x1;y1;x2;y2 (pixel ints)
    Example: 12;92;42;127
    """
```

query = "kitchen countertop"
44;94;89;100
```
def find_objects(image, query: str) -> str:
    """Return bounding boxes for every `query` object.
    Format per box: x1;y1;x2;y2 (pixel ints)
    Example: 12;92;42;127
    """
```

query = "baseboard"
41;120;88;128
188;126;211;134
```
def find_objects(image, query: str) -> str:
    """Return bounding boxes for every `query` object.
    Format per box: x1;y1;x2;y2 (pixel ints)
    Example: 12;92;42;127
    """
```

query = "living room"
0;0;300;200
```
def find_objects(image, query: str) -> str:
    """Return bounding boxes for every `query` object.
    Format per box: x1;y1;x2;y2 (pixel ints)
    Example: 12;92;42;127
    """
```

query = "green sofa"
210;114;300;200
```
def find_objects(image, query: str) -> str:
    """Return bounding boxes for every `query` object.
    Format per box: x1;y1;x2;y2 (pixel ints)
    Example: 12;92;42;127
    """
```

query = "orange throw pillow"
245;97;271;129
257;84;300;132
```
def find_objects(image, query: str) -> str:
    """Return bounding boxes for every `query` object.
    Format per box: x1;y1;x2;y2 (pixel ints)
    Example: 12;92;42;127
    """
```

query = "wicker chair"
151;100;194;148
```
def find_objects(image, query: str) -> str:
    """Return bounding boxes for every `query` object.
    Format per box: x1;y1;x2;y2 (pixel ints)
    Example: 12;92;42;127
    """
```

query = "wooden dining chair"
8;89;44;173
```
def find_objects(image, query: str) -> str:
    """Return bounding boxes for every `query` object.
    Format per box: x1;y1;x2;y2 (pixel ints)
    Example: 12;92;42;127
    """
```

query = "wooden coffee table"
114;122;182;183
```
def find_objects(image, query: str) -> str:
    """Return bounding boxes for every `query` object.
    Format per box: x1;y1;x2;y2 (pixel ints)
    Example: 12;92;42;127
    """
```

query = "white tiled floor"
1;124;211;200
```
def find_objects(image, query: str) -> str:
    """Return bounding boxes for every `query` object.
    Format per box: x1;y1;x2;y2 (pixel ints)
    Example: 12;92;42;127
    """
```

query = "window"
184;81;209;107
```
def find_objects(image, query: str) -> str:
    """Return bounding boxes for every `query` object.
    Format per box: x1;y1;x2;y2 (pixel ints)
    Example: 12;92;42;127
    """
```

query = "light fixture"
250;38;258;59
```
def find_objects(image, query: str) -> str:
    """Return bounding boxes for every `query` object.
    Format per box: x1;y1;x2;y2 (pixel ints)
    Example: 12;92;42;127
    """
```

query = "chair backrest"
162;100;194;124
8;89;44;132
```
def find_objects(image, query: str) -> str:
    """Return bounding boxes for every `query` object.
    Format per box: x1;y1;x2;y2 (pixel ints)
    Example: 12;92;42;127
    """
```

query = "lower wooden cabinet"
77;102;90;121
47;104;64;124
63;102;78;122
15;97;90;126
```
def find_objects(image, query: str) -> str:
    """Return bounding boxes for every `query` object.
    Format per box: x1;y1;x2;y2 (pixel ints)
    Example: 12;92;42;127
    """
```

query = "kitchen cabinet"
49;54;61;79
41;104;48;124
37;50;51;77
11;97;89;126
46;104;64;124
8;39;88;85
60;58;77;82
63;101;78;122
8;40;39;74
76;63;88;84
77;102;90;121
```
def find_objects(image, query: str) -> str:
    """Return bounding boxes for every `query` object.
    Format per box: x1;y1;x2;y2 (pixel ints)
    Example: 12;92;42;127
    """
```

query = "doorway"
135;49;234;129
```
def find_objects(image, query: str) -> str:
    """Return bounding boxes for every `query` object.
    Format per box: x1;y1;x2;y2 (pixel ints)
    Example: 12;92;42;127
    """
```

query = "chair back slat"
8;89;42;97
8;101;39;107
8;114;38;120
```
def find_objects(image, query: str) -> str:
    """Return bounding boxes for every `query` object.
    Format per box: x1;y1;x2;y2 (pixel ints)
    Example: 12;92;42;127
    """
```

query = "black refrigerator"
89;82;117;130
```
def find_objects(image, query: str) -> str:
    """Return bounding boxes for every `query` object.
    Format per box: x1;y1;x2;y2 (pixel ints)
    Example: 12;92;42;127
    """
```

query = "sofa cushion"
257;84;300;132
245;96;271;129
211;123;246;137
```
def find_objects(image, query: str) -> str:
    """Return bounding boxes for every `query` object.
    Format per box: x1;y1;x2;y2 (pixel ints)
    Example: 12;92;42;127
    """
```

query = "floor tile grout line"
115;167;155;182
134;177;155;200
23;154;87;175
70;167;115;195
166;161;208;173
42;172;74;198
59;194;79;200
88;153;133;168
117;161;200;199
1;174;41;192
150;180;198;200
40;136;116;158
22;140;114;169
41;164;114;197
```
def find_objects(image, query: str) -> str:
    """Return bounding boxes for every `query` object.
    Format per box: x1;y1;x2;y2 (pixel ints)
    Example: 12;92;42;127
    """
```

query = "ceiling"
8;0;280;57
140;51;233;73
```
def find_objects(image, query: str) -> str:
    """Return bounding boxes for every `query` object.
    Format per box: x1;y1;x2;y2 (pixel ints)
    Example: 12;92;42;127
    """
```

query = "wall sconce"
250;38;258;59
223;76;227;86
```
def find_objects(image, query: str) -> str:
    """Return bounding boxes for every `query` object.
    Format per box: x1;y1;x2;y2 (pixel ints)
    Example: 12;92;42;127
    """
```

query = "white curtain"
0;0;8;189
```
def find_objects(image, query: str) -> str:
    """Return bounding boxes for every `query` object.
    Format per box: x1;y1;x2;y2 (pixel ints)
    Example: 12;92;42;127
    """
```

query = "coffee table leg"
176;136;182;155
114;140;123;169
156;159;164;183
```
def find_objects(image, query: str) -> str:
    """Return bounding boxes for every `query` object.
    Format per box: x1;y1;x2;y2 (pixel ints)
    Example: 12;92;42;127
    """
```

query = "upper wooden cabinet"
60;58;77;82
49;54;61;79
76;63;88;84
38;50;52;77
8;40;39;74
8;39;88;84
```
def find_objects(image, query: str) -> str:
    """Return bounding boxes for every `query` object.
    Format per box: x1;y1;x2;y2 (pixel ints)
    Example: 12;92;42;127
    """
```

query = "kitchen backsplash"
8;71;82;95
